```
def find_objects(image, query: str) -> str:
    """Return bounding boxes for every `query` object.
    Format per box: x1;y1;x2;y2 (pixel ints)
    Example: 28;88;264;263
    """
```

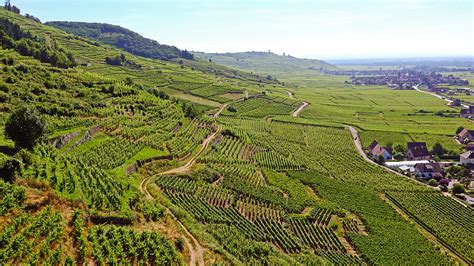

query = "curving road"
413;84;469;108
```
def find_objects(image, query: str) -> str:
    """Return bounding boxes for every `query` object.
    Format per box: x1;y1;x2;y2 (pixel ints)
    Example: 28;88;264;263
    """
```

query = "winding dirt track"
212;103;228;118
292;101;308;117
139;129;220;266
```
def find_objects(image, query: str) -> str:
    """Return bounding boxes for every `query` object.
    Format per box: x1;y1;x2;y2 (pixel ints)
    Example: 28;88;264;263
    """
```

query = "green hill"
46;21;193;61
194;51;336;78
0;6;471;266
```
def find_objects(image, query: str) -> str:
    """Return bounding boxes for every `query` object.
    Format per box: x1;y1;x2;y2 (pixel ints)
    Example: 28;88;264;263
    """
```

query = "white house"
460;151;474;165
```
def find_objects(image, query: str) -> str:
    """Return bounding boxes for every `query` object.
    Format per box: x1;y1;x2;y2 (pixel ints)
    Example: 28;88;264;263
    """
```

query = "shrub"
439;178;450;186
428;179;438;186
175;237;185;251
452;183;465;194
0;158;22;183
4;105;49;149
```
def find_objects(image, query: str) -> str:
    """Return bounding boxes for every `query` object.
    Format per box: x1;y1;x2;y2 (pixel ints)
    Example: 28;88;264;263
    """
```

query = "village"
351;70;468;89
366;128;474;205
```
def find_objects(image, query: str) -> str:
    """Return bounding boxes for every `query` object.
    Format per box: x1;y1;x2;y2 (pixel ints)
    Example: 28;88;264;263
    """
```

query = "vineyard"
221;96;301;118
0;7;471;266
386;191;474;263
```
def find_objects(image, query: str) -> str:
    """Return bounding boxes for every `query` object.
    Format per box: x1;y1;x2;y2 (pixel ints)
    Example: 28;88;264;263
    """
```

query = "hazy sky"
14;0;474;59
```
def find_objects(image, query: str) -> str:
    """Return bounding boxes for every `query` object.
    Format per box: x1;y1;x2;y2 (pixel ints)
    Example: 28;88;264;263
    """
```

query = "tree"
11;5;20;14
456;126;465;134
452;183;465;194
4;106;48;149
394;144;406;153
439;178;450;187
431;143;445;156
180;49;193;60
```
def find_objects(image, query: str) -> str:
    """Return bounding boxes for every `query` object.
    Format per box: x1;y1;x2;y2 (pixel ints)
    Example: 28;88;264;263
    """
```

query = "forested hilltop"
46;21;194;61
0;5;472;266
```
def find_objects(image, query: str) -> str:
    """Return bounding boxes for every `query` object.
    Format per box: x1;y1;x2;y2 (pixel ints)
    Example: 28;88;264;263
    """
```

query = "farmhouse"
368;140;392;161
414;163;443;179
456;128;474;143
406;142;431;160
460;106;474;118
460;151;474;165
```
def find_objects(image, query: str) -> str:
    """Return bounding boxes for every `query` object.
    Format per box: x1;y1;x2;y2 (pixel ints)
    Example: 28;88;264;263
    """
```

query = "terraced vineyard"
0;6;472;266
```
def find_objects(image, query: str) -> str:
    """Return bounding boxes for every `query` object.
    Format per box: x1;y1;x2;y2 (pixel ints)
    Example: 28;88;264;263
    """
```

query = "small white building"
460;151;474;165
385;160;430;172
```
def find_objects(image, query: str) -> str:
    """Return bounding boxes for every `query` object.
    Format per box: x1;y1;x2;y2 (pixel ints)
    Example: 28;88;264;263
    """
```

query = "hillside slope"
194;51;336;78
1;7;471;266
46;21;193;61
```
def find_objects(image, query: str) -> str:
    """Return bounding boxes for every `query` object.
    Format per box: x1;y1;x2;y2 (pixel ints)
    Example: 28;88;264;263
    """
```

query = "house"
448;99;461;107
466;143;474;151
460;106;474;118
460;151;474;165
429;87;448;94
456;128;474;143
368;140;392;161
406;142;431;160
457;87;471;93
414;163;443;179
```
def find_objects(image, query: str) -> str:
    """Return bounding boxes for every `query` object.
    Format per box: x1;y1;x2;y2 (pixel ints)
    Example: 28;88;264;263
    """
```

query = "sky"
13;0;474;59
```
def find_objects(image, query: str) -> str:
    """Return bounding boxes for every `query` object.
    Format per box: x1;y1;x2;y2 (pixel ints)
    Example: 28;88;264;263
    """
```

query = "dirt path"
292;101;308;117
139;129;220;266
286;90;293;99
382;193;469;265
212;103;228;118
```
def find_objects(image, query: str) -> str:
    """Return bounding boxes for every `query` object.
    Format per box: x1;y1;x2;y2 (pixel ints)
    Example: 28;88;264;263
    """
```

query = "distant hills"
46;21;193;61
194;51;336;77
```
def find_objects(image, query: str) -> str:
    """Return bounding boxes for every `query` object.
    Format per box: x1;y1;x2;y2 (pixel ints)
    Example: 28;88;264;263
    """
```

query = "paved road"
346;125;442;187
413;85;469;108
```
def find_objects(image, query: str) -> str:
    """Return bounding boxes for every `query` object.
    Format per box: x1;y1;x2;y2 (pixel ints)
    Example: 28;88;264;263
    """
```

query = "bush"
175;237;185;251
452;183;465;194
428;179;438;186
15;149;35;167
0;158;22;183
439;178;450;186
4;105;48;149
